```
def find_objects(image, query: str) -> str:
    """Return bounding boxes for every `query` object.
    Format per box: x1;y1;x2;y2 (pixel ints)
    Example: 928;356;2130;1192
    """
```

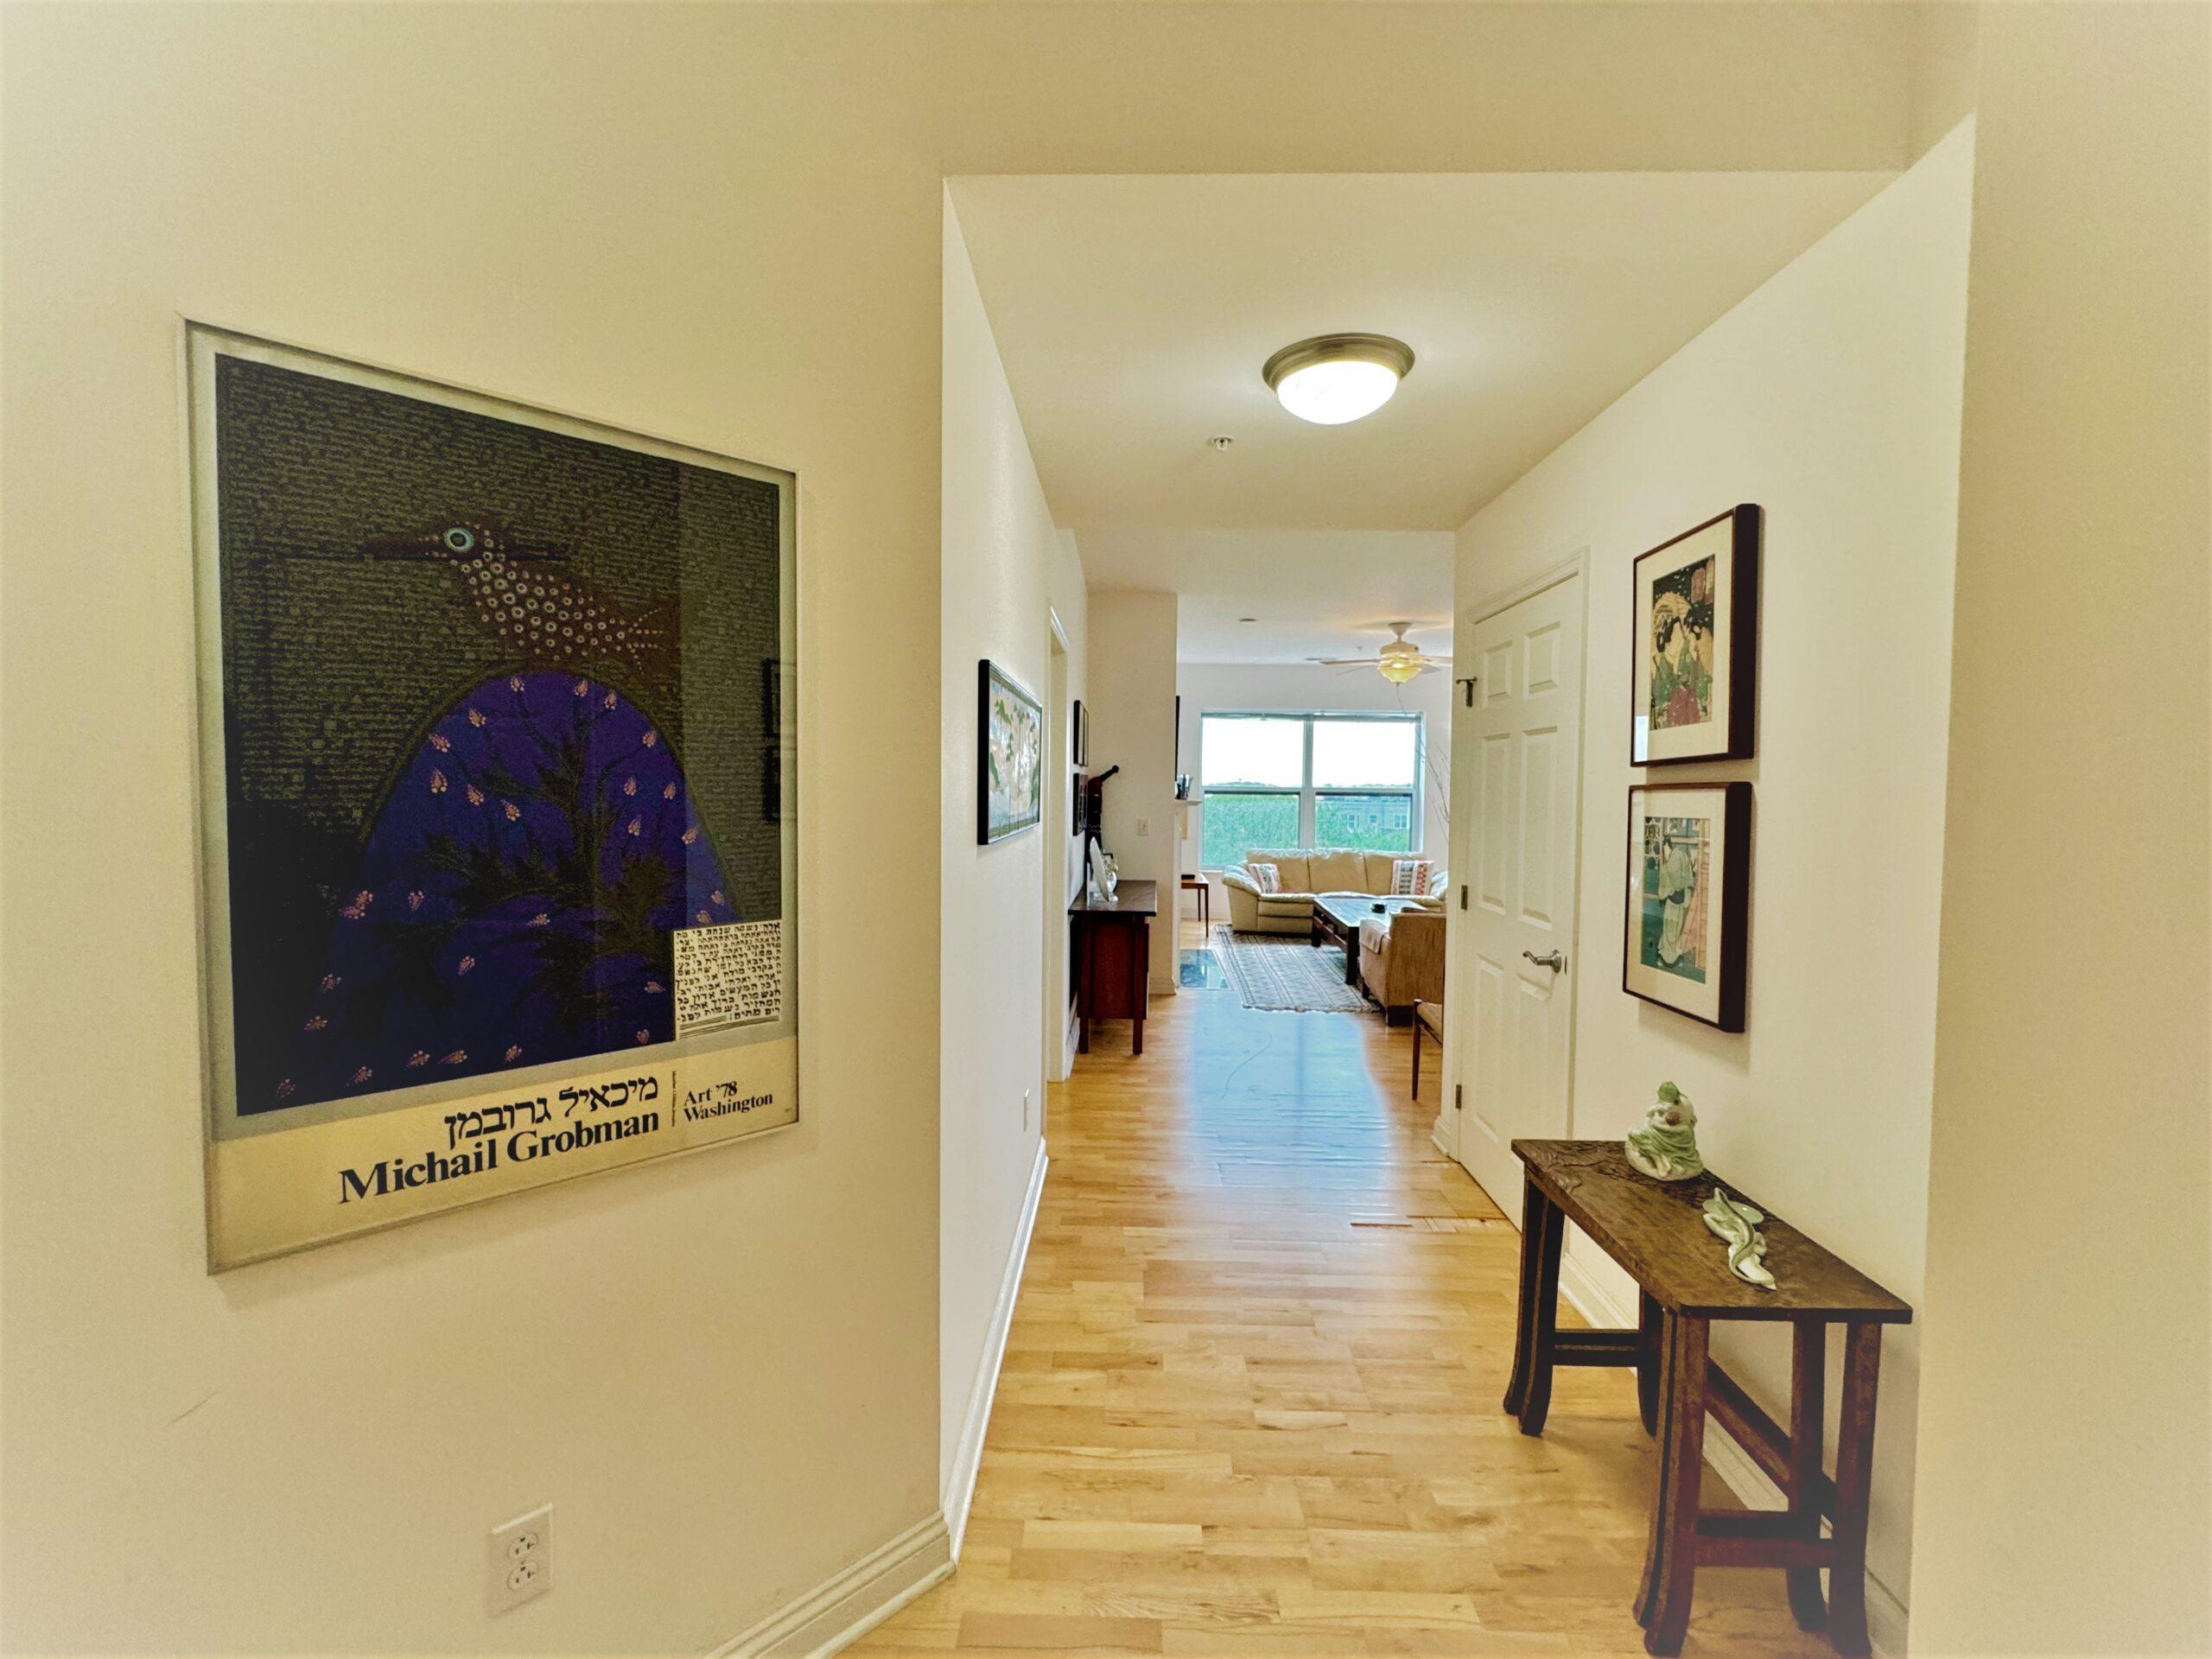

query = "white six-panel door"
1447;570;1585;1215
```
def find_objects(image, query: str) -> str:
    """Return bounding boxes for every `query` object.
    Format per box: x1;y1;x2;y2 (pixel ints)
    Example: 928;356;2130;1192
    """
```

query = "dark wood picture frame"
1630;504;1760;766
1071;698;1089;768
1622;781;1751;1032
977;658;1045;844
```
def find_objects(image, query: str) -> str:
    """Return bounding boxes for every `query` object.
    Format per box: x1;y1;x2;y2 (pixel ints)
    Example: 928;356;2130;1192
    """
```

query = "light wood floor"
855;931;1835;1658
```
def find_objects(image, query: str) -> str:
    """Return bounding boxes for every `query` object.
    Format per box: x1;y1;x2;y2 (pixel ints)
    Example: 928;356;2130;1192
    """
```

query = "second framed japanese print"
1623;782;1751;1032
1631;504;1760;765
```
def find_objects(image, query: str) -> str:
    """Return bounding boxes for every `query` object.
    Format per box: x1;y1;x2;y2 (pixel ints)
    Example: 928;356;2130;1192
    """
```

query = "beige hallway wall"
1910;6;2212;1653
1452;125;1977;1628
0;10;953;1654
939;191;1084;1524
0;3;1941;1650
1084;592;1184;992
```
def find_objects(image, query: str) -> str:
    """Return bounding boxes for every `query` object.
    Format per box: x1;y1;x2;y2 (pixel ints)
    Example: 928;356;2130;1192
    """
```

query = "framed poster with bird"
183;323;799;1269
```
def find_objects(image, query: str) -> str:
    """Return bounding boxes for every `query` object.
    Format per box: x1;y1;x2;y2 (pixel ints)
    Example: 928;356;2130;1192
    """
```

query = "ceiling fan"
1310;621;1452;684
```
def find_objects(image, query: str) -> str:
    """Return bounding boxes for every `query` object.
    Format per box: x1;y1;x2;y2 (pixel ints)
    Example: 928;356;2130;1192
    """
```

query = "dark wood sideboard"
1070;879;1156;1056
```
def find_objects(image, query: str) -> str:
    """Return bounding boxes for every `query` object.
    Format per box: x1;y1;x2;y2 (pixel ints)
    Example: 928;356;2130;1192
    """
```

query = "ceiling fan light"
1262;334;1414;426
1376;651;1424;685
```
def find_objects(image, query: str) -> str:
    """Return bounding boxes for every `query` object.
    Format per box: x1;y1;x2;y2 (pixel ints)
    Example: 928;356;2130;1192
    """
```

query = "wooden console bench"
1503;1140;1911;1658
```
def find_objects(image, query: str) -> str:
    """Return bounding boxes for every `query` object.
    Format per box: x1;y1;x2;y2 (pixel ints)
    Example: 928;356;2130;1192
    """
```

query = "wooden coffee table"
1310;893;1424;988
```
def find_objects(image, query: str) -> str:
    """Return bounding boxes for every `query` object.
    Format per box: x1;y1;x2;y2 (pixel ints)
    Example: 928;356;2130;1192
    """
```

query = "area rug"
1210;925;1370;1014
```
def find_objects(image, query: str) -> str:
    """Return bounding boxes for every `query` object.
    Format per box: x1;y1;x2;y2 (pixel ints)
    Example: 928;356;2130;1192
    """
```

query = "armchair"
1357;903;1446;1024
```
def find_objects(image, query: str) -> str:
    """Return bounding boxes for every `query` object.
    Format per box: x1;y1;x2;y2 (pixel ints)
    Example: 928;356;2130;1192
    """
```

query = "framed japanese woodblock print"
1623;782;1751;1031
1630;504;1760;765
977;659;1044;843
186;324;799;1269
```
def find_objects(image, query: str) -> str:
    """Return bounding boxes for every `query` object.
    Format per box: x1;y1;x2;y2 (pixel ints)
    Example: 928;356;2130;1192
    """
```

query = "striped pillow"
1390;858;1432;897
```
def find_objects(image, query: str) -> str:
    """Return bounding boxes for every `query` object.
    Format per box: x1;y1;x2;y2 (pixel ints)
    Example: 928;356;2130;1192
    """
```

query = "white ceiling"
1082;528;1453;666
951;169;1893;543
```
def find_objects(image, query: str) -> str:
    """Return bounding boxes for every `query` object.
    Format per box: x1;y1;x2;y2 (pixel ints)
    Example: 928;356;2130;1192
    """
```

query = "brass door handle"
1523;950;1567;971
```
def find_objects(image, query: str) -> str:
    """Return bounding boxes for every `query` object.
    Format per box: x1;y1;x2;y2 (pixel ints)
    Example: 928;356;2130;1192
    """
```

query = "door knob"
1523;950;1567;971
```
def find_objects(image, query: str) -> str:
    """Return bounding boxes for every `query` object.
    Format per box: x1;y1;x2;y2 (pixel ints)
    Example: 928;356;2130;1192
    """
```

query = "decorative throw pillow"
1426;865;1448;898
1247;861;1281;894
1390;858;1431;897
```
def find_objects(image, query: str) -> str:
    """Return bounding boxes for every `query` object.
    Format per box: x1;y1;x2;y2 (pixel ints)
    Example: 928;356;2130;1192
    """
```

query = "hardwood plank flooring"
854;933;1834;1658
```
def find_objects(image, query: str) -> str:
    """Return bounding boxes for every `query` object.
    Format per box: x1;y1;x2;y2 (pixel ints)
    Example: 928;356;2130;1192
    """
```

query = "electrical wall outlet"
488;1504;552;1614
1135;817;1149;836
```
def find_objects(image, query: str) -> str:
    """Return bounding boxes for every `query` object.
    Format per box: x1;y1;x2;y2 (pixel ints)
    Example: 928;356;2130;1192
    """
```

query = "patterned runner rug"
1210;924;1370;1014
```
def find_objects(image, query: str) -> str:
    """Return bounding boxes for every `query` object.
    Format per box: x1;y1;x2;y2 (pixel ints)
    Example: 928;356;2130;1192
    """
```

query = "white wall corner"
944;1141;1049;1559
1554;1255;1910;1659
1055;1009;1080;1084
712;1512;952;1659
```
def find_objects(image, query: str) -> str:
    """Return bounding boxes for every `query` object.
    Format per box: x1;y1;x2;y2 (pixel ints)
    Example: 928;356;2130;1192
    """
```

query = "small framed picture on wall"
1071;698;1089;768
978;659;1045;843
1630;504;1760;765
1622;782;1751;1032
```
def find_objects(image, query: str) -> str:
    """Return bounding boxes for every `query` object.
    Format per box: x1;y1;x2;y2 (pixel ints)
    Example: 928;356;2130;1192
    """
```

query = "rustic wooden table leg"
1786;1320;1830;1632
1642;1314;1710;1656
1634;1310;1681;1630
1513;1192;1566;1436
1637;1291;1663;1437
1503;1178;1566;1428
1825;1322;1883;1657
1502;1179;1549;1416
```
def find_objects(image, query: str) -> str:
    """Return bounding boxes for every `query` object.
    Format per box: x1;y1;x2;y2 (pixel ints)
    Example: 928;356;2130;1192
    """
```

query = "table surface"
1070;879;1159;917
1312;892;1429;928
1511;1140;1913;1323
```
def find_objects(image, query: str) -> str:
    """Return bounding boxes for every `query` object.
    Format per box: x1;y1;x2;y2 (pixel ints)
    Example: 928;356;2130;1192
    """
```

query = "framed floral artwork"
1622;782;1751;1031
1630;504;1760;765
978;658;1044;843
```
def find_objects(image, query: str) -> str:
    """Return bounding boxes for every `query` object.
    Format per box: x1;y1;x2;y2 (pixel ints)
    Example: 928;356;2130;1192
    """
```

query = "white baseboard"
712;1512;952;1659
1430;1115;1455;1162
944;1140;1048;1560
1553;1250;1909;1658
714;1143;1046;1657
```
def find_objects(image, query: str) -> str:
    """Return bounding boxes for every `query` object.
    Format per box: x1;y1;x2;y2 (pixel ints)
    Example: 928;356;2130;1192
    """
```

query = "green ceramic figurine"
1624;1081;1705;1181
1700;1188;1778;1290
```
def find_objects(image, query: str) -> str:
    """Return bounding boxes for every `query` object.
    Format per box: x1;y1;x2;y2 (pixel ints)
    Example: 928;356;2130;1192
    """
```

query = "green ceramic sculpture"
1624;1081;1705;1181
1700;1188;1778;1290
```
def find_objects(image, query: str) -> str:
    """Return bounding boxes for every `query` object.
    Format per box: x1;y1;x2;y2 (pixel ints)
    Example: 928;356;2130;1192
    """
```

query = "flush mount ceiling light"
1262;334;1415;426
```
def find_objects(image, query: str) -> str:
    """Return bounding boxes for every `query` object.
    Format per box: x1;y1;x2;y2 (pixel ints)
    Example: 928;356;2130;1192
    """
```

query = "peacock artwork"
188;327;798;1266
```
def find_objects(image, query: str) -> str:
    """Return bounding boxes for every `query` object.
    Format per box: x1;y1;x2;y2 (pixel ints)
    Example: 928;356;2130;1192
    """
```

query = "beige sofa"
1220;847;1445;936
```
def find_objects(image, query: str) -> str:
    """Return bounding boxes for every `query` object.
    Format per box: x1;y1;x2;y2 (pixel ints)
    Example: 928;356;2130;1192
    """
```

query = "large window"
1199;712;1422;868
